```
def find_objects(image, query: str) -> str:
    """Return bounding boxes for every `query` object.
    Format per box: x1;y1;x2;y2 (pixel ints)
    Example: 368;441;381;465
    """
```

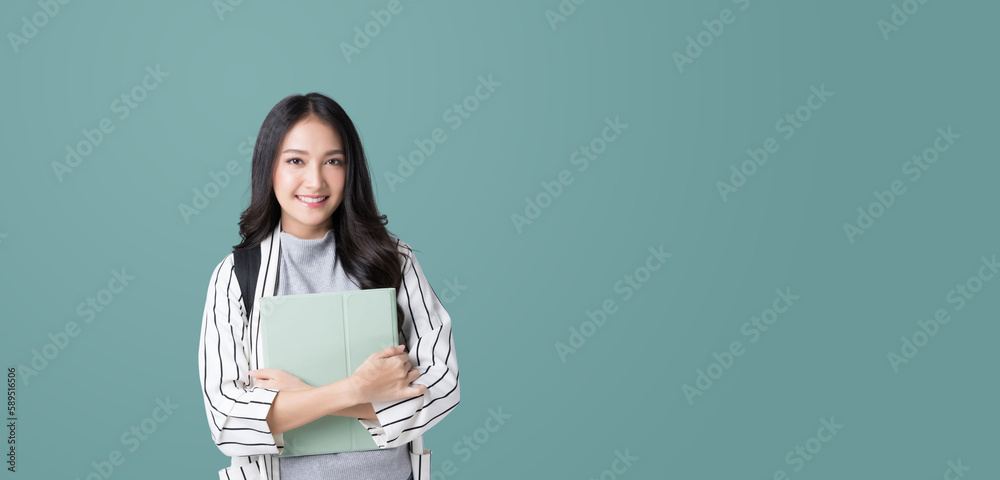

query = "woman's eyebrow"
281;148;345;155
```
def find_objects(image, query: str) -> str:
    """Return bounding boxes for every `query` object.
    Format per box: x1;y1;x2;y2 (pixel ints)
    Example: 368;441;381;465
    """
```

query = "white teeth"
297;196;328;204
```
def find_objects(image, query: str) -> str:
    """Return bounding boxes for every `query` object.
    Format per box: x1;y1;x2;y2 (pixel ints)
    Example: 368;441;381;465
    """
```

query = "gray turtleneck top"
275;227;412;480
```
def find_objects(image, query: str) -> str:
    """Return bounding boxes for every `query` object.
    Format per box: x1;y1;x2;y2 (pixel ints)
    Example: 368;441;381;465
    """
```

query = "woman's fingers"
374;344;406;359
250;377;271;388
247;368;313;392
405;381;427;398
249;368;282;379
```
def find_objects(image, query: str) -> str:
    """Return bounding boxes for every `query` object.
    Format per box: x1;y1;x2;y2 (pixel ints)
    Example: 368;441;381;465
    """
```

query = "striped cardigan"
198;222;460;479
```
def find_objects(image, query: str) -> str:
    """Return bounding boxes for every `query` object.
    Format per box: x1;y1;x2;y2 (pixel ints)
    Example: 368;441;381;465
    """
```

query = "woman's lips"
295;195;329;208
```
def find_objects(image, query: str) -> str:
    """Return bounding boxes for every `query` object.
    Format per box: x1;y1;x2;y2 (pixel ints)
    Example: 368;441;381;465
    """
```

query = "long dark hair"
233;92;413;335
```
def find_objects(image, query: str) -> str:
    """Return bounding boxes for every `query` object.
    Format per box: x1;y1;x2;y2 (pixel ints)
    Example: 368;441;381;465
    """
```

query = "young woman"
198;93;460;480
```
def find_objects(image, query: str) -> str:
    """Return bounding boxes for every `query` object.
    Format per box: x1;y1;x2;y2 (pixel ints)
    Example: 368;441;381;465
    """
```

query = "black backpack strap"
233;246;261;318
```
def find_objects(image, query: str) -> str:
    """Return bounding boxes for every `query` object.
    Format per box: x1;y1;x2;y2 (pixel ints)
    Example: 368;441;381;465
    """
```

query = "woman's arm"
199;254;284;457
249;345;415;429
250;343;419;432
331;402;377;420
247;369;378;421
263;380;370;434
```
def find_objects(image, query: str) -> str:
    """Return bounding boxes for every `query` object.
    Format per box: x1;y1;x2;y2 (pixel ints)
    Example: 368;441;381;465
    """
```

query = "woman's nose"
303;162;325;187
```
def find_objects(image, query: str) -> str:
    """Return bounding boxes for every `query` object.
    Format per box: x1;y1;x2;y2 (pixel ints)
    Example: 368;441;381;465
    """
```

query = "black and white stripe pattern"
357;239;461;448
199;222;455;479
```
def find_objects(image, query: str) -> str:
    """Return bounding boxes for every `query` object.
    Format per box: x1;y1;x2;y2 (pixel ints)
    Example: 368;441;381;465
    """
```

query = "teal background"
1;0;997;478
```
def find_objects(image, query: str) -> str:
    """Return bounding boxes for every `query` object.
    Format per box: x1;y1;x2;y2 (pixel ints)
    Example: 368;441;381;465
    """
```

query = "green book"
258;287;398;457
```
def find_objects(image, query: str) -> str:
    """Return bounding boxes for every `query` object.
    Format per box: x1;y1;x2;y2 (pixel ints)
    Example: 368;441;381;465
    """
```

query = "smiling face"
271;115;347;239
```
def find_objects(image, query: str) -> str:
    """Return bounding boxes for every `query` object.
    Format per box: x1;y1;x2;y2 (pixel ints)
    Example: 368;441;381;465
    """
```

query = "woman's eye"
285;157;342;165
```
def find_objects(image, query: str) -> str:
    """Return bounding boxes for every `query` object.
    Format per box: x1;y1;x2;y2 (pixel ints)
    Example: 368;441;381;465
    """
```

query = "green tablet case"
258;287;398;457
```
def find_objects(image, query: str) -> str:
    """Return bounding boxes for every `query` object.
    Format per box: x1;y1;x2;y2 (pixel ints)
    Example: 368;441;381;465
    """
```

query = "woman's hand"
248;368;312;392
348;344;427;404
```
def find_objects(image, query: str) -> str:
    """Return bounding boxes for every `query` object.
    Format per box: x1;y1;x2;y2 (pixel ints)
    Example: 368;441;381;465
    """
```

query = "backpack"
232;247;261;318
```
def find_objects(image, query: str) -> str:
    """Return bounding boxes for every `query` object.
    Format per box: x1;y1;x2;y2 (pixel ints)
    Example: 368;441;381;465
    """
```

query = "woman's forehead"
281;116;343;151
